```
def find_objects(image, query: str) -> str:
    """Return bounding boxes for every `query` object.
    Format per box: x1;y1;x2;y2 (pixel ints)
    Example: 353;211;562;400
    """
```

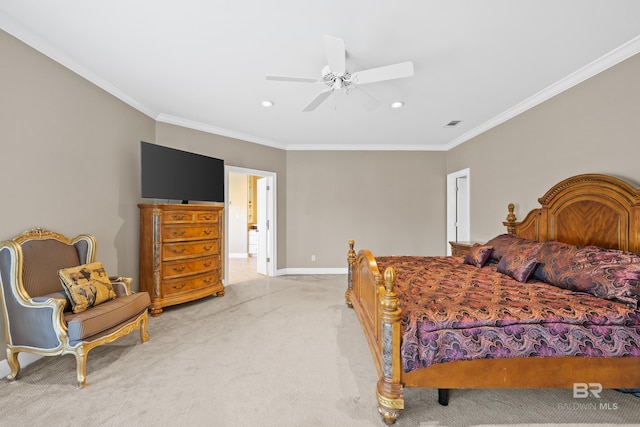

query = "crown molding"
444;34;640;151
155;114;289;150
0;10;158;120
285;143;448;151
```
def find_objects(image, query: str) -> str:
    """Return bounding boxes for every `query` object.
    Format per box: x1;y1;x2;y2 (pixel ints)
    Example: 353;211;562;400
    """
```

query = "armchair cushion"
64;291;150;344
58;262;117;314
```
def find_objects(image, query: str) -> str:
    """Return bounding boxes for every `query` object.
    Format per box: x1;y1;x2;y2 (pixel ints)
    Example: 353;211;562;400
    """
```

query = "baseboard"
229;253;249;259
0;352;43;379
277;267;347;275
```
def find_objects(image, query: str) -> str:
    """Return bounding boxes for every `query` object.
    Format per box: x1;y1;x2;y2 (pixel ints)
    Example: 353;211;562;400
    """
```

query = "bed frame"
345;173;640;424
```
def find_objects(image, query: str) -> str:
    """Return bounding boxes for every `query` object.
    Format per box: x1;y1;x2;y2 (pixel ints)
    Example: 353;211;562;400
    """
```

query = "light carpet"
1;274;639;427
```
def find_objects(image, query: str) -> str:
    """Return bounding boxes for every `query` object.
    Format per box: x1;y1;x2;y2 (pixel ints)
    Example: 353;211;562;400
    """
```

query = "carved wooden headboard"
504;174;640;254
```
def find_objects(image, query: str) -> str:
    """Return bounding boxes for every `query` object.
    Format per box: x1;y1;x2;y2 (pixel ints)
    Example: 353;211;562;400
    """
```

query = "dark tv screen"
141;141;224;203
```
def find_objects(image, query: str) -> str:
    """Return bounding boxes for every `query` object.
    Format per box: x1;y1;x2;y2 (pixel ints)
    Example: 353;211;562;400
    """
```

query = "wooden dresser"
138;204;224;316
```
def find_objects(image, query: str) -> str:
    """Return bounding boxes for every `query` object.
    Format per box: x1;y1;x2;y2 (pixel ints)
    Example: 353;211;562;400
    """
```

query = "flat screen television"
141;141;225;204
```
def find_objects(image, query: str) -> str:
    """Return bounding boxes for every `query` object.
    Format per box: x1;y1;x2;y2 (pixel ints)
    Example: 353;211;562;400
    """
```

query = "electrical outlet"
311;255;316;262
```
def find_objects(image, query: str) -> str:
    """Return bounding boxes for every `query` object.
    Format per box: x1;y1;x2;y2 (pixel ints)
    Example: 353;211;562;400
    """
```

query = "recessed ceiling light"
261;100;274;107
390;101;404;109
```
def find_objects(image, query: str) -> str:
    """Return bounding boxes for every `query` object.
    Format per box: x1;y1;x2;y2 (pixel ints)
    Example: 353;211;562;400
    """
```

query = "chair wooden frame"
0;228;149;387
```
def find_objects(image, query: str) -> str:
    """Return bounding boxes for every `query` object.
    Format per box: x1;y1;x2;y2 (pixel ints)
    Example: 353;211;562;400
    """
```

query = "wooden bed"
345;173;640;424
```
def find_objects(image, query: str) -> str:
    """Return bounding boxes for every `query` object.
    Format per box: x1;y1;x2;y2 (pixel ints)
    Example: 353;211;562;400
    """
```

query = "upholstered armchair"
0;228;150;387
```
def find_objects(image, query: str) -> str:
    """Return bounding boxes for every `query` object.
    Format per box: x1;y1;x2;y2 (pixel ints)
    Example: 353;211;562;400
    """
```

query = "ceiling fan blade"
266;75;319;83
302;89;333;112
324;35;346;76
351;61;414;85
347;87;380;111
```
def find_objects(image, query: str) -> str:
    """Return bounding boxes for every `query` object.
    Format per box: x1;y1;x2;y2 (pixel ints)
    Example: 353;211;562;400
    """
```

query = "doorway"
446;169;470;255
225;166;277;284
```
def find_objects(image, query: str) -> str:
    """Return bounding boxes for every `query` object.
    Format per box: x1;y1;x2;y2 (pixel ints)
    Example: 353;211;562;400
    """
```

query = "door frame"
446;168;470;255
224;166;277;284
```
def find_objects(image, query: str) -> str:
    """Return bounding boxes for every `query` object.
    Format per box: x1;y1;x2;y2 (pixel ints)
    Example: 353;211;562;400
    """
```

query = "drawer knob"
172;266;186;272
203;245;213;251
172;283;186;290
171;248;186;254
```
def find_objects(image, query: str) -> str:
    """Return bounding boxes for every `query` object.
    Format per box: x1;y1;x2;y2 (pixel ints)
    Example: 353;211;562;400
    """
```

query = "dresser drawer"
162;225;219;242
163;240;219;260
162;210;219;225
195;212;219;223
162;256;219;280
163;211;195;223
162;271;220;296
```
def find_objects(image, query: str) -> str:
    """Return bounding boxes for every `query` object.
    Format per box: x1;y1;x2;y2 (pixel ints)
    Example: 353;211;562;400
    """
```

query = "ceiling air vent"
445;120;462;127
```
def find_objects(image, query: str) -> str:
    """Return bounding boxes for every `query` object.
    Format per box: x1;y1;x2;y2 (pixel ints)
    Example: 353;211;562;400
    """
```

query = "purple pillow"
496;248;539;282
485;234;541;262
533;241;640;308
463;245;493;268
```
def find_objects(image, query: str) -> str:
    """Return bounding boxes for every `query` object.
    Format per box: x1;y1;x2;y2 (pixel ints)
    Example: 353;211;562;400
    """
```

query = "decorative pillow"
496;248;540;282
535;243;640;307
485;234;541;263
531;240;582;285
532;241;640;307
58;262;117;314
463;244;493;268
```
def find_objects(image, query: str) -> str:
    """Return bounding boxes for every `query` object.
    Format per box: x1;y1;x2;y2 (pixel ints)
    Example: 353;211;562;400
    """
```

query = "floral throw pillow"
58;262;117;314
463;245;494;268
496;248;540;282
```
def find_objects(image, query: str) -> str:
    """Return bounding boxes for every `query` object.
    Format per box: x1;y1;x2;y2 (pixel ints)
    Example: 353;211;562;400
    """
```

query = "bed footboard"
347;240;405;424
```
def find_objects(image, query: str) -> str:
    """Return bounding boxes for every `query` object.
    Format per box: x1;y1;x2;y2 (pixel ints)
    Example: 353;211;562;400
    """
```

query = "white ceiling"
1;1;640;151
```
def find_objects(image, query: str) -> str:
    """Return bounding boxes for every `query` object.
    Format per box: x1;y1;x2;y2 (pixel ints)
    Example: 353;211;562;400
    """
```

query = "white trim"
447;168;471;255
0;11;157;120
278;268;348;275
445;35;640;151
156;114;289;150
286;143;449;151
0;352;42;379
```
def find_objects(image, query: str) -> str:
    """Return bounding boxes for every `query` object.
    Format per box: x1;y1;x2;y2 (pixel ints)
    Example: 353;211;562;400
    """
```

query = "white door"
456;176;469;241
446;169;470;254
257;177;269;275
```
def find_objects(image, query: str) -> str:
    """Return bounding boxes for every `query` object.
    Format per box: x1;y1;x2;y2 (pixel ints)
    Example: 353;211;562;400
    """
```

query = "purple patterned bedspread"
375;256;640;373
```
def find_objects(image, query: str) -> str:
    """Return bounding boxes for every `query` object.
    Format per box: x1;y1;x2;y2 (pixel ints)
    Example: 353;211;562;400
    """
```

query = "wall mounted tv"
141;141;225;204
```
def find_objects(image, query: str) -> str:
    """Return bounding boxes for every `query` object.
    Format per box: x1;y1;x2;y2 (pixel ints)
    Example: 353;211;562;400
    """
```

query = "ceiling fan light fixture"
266;35;414;112
261;100;274;107
390;101;404;109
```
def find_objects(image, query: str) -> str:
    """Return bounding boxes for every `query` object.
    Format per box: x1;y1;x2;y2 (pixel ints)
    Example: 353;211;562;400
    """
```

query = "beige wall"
447;53;640;243
0;30;155;360
286;151;447;268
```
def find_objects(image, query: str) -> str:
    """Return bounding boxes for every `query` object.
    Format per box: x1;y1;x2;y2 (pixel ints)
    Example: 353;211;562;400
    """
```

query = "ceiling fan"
266;35;414;112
